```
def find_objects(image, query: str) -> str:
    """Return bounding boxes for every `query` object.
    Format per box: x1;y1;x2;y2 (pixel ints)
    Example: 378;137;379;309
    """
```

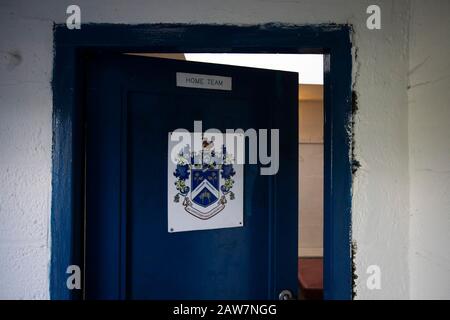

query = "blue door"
85;54;298;299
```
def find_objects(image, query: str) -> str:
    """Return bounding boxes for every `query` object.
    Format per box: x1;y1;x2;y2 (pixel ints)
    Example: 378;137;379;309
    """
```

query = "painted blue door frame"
51;23;353;300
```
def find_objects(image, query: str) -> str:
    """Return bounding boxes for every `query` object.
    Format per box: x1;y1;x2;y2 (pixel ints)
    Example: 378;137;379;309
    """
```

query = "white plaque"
176;72;232;91
167;132;244;233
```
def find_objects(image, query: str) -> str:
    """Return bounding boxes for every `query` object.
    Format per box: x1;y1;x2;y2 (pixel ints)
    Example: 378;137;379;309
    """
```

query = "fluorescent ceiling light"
185;53;323;84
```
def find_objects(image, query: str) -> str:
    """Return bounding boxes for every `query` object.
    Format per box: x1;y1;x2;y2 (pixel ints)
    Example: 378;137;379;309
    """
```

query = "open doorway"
298;84;324;300
51;23;352;300
185;54;325;300
126;52;324;299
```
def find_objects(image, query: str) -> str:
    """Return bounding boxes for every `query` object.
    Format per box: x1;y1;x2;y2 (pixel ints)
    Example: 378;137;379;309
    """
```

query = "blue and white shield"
169;132;244;230
191;168;220;208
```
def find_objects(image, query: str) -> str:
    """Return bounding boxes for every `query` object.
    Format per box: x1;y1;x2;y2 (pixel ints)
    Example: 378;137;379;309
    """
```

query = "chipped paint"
351;240;358;299
351;91;361;175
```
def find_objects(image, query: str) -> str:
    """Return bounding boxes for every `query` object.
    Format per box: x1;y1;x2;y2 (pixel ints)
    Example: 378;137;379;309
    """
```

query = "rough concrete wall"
408;0;450;299
0;14;53;299
0;0;411;299
349;1;411;299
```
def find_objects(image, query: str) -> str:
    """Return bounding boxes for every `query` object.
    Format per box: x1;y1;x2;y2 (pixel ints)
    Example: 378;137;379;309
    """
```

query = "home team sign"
176;72;232;91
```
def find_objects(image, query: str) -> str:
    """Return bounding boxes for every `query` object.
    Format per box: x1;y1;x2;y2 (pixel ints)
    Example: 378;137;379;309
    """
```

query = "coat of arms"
173;138;236;220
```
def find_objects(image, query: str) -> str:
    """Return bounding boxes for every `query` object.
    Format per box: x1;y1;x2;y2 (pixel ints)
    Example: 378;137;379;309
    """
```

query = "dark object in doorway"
298;257;323;300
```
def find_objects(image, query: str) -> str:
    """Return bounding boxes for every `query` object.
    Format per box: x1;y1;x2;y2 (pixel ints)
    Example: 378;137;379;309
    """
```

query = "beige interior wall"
298;84;323;257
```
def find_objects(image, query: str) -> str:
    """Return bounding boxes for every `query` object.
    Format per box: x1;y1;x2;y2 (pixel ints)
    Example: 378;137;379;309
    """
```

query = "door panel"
85;54;298;299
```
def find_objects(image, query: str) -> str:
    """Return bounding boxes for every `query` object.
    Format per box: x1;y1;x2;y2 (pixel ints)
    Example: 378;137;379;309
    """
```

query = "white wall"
0;0;412;299
408;0;450;299
0;12;53;299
